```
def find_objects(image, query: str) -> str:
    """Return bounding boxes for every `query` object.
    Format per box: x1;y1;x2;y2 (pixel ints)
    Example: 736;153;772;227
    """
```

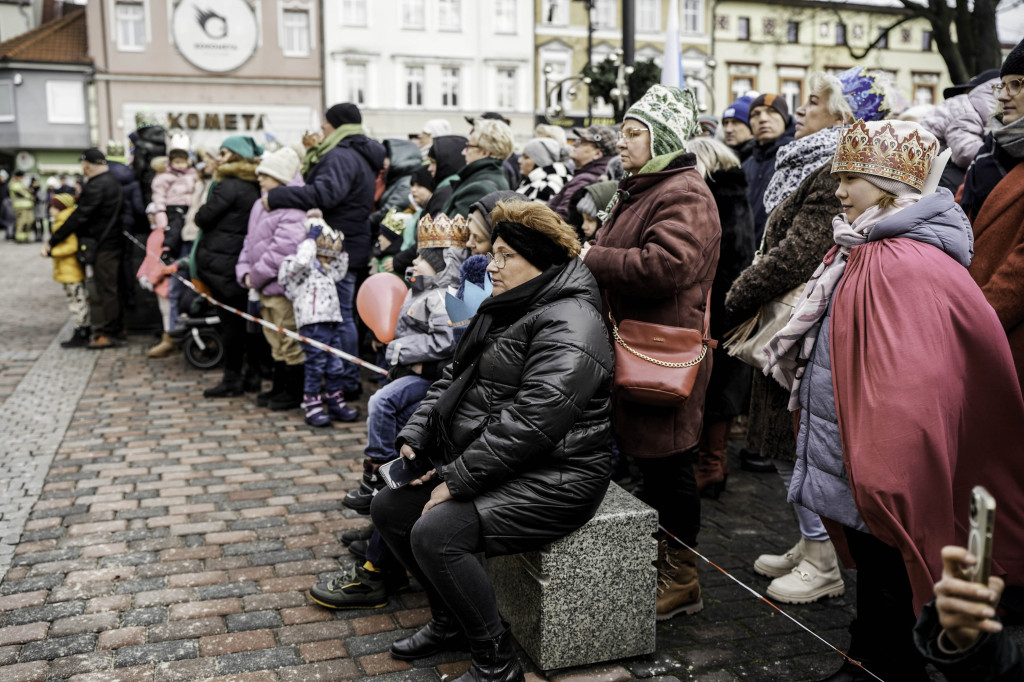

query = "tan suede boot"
656;544;703;620
766;538;845;604
147;333;179;358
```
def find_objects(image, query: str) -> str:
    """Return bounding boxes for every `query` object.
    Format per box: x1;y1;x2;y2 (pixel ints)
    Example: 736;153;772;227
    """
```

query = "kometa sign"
172;0;258;73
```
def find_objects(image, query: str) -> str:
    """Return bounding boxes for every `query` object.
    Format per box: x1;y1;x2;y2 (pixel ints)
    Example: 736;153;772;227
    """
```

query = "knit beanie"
491;220;570;271
418;247;446;274
220;136;263;160
1002;38;1024;78
255;147;301;185
624;85;700;158
468;190;524;237
575;193;598;218
325;103;362;128
50;193;75;210
722;94;755;127
522;138;560;168
422;119;451;137
411;165;436;192
748;93;791;126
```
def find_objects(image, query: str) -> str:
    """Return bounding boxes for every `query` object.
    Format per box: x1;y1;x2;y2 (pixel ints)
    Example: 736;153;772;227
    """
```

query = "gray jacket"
789;189;974;528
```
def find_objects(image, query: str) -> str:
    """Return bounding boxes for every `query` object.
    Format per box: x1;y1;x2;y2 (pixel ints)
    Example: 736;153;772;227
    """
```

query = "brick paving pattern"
0;245;1004;681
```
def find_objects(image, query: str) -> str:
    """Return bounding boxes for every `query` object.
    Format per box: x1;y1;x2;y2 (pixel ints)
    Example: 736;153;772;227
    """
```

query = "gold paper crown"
832;120;938;191
380;208;408;237
417;214;469;249
315;226;345;258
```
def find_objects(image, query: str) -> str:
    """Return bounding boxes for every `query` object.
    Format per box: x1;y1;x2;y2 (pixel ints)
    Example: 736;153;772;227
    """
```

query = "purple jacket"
236;173;307;297
547;155;612;219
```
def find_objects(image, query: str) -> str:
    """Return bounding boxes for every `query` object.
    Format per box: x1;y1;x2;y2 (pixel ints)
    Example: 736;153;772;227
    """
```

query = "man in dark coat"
266;103;386;399
742;94;795;243
547;125;618;219
107;160;148;318
47;148;124;348
722;95;757;163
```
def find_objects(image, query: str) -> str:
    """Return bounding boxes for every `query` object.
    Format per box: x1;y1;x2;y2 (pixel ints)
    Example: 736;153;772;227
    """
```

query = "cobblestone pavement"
0;244;991;681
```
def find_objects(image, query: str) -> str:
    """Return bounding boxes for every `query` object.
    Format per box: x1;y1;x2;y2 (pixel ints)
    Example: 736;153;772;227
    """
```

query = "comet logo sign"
195;8;228;39
172;0;257;73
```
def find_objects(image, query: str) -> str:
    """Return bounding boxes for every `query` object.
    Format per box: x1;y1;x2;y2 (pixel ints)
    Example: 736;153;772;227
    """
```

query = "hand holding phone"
380;453;433;489
966;486;996;585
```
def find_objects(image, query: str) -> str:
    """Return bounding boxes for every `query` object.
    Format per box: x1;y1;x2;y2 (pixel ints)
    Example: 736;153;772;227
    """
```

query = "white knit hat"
422;119;452;138
256;147;301;185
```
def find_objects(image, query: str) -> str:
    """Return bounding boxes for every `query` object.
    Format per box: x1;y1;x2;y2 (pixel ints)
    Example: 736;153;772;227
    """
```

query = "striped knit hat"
624;85;700;158
50;193;75;210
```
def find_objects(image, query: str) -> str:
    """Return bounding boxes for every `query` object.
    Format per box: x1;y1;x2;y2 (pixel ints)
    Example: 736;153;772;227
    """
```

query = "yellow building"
535;0;714;125
710;0;953;116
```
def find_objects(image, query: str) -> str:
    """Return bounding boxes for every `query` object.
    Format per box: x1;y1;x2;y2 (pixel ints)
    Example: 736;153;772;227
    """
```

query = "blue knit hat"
722;94;755;127
220;136;263;160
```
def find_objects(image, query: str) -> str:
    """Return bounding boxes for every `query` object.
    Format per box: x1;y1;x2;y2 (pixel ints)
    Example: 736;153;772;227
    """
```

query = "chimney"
41;0;61;24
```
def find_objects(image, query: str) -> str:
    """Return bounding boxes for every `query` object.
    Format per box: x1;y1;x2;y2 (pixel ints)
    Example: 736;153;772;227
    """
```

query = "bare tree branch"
828;9;917;59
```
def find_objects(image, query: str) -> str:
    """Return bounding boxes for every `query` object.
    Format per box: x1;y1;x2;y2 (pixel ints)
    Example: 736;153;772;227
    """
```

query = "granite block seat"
484;482;658;671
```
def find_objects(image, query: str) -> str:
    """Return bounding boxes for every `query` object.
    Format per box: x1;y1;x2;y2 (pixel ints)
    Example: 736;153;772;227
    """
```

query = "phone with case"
966;485;996;584
379;456;433;490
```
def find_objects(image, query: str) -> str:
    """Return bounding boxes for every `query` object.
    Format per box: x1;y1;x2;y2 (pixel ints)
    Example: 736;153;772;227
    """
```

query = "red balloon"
356;272;407;344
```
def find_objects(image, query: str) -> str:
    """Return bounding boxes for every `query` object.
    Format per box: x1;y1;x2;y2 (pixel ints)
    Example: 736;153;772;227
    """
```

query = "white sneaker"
765;539;845;604
754;538;804;579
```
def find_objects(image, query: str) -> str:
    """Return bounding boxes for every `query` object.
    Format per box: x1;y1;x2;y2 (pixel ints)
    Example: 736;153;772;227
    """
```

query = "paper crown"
445;275;493;328
312;221;345;258
831;120;938;192
380;207;408;238
417;214;469;249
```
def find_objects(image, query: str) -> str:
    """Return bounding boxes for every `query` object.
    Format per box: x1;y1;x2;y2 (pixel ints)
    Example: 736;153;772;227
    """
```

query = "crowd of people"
7;37;1024;682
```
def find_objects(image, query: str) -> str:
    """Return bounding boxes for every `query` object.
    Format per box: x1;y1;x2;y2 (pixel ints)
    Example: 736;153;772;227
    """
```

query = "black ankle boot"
257;362;286;407
204;371;244;398
453;627;524;682
390;611;467;660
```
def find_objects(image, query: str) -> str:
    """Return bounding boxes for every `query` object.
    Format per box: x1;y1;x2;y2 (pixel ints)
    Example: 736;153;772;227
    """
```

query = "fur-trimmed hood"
215;159;260;183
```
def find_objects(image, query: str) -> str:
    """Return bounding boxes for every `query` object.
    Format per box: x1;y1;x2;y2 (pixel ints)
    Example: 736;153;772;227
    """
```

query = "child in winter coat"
42;194;91;348
138;157;180;358
236;147;308;411
151;148;198;259
279;215;359;427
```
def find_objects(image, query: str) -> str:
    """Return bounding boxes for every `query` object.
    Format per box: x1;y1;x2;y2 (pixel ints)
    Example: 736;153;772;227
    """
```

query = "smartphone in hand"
379;456;433;490
966;485;996;584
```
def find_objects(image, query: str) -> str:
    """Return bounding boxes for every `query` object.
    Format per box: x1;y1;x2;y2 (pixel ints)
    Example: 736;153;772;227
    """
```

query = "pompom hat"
624;85;700;158
255;147;301;185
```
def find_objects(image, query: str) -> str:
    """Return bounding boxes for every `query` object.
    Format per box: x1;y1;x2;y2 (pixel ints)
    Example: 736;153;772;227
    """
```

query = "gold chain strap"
610;320;708;368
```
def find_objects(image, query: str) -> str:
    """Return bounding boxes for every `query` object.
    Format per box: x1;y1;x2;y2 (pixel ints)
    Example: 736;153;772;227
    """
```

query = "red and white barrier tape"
124;231;388;376
659;524;887;681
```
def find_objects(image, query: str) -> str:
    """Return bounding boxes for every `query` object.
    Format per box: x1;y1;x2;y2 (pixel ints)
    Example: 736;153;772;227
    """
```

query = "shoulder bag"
607;290;716;407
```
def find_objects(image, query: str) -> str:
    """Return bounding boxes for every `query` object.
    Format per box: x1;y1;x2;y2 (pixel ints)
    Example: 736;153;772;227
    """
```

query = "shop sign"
165;112;266;132
172;0;259;73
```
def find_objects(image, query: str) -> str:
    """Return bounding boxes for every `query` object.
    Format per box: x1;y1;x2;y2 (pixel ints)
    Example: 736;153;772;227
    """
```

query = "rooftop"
0;7;89;65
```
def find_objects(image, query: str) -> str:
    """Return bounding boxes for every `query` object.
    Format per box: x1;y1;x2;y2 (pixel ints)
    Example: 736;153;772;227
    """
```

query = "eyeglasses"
992;77;1024;98
485;251;518;269
618;128;648;142
464;143;480;149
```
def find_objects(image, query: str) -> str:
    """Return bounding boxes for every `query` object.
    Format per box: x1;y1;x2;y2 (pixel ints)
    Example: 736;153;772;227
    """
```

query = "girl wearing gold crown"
762;119;1024;682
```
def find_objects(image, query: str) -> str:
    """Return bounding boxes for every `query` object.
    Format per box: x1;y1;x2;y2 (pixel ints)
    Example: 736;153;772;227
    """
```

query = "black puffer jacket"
398;258;614;556
194;160;260;301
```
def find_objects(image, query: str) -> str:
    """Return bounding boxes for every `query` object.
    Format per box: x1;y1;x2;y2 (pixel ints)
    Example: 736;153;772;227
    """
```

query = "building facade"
0;8;92;173
535;0;713;125
710;0;953;117
87;0;322;155
324;0;535;141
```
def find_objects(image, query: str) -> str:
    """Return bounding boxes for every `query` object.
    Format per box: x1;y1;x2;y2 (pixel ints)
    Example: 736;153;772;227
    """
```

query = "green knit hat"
220;135;264;160
624;85;700;158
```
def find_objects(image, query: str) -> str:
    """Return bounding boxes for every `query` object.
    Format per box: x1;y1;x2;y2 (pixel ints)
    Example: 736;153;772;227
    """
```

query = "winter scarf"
763;196;920;407
762;126;842;216
426;265;563;456
301;123;364;175
992;114;1024;160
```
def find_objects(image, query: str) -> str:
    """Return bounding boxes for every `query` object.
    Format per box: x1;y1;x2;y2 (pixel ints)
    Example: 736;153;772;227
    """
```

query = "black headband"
491;221;568;271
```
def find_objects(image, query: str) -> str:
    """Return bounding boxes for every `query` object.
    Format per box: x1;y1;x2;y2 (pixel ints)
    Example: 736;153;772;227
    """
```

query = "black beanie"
418;248;446;274
1002;38;1024;78
411;165;436;192
749;93;791;126
326;103;362;128
491;221;569;271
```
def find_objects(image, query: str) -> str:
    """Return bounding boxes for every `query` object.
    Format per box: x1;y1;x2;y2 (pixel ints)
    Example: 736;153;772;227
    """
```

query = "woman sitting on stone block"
371;200;614;682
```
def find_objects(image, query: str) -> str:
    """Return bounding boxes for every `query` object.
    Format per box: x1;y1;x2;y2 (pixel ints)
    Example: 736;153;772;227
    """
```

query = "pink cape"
829;238;1024;614
137;230;171;298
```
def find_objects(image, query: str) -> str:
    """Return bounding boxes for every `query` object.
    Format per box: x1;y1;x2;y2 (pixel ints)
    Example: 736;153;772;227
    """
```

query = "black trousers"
634;447;700;547
843;526;928;680
212;288;268;378
371;480;504;640
92;250;123;336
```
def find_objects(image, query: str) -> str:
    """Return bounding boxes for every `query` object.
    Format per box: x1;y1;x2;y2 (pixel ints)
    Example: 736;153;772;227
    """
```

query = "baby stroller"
174;288;225;369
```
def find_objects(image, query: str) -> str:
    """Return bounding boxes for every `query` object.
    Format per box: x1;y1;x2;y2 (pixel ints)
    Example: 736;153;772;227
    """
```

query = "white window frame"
637;0;660;33
404;65;425;107
440;66;461;109
494;0;517;35
114;0;147;52
542;0;569;26
494;66;517;111
345;62;368;106
45;80;86;125
0;81;14;122
278;2;313;58
438;0;462;31
682;0;703;34
593;0;617;30
342;0;368;27
401;0;426;30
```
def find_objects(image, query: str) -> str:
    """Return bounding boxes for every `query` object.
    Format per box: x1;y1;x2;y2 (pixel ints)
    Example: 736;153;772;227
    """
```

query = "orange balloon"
356;272;407;344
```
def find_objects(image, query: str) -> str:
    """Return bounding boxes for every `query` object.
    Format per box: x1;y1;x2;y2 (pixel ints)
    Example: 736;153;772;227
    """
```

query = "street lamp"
543;64;592;121
608;49;634;117
685;56;717;113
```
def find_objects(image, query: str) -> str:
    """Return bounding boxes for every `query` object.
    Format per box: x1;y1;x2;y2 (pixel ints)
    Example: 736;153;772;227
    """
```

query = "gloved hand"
306;217;327;241
138;275;154;292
